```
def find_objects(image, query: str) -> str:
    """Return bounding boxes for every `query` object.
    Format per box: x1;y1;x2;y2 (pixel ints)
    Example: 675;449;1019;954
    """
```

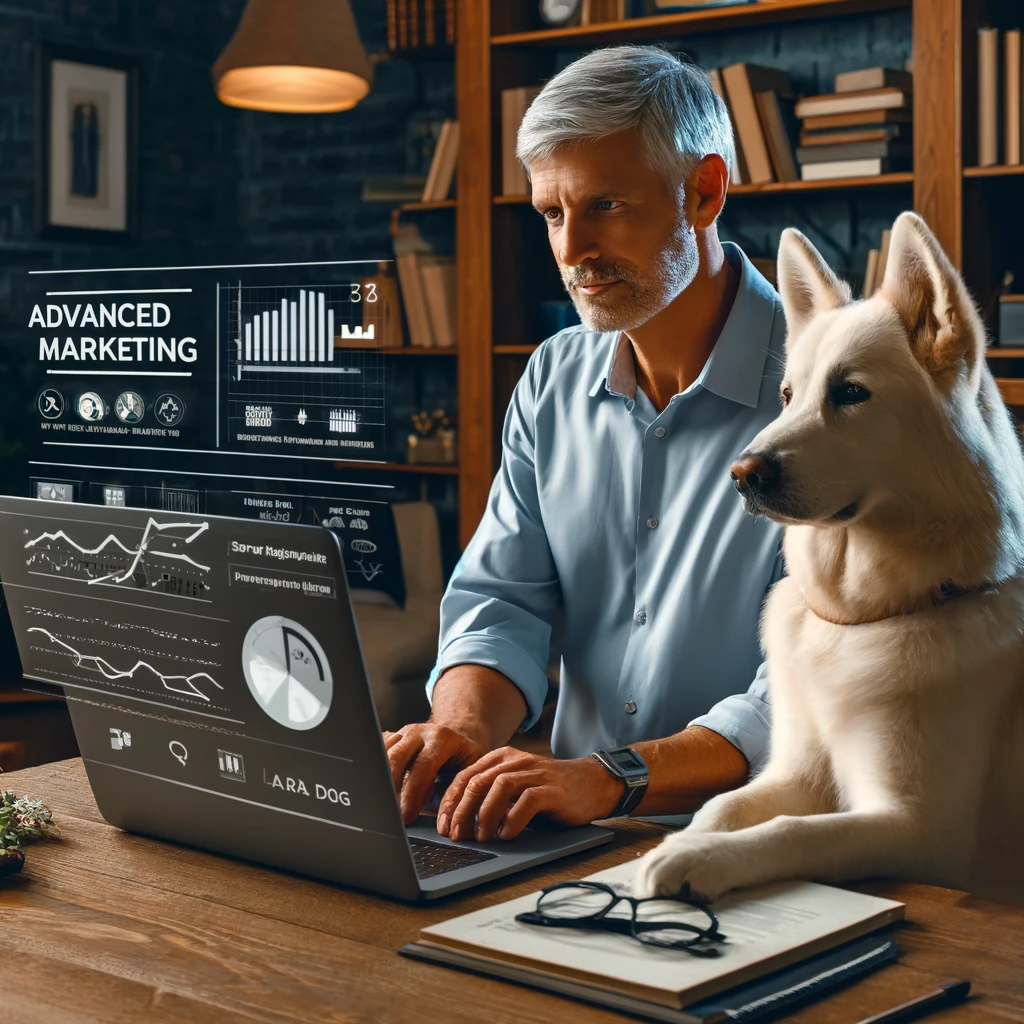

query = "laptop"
0;495;613;900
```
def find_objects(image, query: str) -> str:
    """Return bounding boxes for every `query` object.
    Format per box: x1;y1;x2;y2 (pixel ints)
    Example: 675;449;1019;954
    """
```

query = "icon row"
109;729;247;782
38;388;185;427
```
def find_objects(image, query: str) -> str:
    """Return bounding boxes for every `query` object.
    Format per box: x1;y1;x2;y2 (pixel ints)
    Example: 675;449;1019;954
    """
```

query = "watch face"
611;749;642;770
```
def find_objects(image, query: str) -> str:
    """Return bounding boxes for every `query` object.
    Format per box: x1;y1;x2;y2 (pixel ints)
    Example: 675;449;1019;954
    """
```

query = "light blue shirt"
427;243;787;774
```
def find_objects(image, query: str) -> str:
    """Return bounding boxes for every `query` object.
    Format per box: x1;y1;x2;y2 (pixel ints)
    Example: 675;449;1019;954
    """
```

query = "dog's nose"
730;453;777;494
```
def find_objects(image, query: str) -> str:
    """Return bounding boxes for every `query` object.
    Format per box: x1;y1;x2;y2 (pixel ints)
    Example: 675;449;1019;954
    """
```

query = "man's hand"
384;724;487;825
436;748;623;842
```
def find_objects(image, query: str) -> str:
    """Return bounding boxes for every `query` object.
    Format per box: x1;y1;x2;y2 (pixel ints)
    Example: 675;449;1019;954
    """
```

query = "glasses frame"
515;880;726;958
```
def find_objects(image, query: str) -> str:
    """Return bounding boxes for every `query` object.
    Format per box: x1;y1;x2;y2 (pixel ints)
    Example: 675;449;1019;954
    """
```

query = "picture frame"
35;43;139;243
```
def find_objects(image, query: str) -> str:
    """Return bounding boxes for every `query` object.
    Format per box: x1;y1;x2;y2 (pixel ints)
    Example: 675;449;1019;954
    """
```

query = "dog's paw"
688;791;749;834
632;831;741;903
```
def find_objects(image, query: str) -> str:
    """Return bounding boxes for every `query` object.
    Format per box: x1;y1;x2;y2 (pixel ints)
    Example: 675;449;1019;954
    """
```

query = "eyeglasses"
514;880;727;958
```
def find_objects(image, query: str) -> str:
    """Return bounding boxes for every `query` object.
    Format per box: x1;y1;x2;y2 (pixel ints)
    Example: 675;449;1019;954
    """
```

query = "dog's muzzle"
730;452;780;514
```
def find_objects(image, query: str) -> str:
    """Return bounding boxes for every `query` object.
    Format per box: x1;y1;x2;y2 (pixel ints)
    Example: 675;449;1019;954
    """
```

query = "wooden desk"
1;759;1022;1024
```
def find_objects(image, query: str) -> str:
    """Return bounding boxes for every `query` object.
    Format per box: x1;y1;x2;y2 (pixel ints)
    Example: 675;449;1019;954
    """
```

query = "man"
386;45;786;842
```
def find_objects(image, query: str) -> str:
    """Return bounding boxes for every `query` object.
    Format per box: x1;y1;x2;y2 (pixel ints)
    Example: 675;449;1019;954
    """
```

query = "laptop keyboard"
409;835;499;878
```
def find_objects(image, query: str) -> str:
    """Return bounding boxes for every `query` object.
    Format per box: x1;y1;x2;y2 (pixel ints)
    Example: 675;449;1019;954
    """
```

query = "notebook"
401;859;904;1014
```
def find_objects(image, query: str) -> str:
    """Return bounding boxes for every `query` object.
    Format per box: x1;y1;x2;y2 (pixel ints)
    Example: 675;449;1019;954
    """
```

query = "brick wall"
0;0;456;486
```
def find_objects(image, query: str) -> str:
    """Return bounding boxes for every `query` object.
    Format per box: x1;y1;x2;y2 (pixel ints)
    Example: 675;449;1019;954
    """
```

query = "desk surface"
1;759;1022;1024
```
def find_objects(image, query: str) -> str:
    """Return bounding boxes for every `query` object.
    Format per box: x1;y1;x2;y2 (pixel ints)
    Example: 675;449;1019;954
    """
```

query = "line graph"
28;627;224;702
24;518;210;587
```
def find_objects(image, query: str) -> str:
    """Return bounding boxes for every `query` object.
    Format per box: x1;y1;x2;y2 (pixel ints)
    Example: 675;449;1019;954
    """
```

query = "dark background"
0;0;456;495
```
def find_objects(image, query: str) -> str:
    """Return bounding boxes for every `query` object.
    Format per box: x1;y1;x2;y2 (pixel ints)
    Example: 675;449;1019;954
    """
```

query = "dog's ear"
879;211;980;378
777;228;851;339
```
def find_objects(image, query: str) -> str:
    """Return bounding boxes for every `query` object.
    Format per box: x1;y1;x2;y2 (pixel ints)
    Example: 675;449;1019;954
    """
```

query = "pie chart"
242;616;332;730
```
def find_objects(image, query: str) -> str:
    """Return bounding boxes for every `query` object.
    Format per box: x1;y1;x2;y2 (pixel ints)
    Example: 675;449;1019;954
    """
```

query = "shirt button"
653;426;666;437
636;609;647;625
646;517;659;529
624;699;637;714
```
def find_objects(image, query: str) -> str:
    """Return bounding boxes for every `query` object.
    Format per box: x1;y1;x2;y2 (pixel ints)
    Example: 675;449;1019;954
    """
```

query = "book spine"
863;248;880;298
386;0;398;51
708;68;745;185
722;64;775;184
877;228;892;288
1007;30;1021;165
410;0;421;48
799;157;887;180
425;0;436;46
397;0;408;49
979;27;999;166
445;0;455;45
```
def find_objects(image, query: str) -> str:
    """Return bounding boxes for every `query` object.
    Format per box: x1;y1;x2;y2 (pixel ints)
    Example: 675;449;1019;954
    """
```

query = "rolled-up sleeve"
426;349;561;730
687;539;785;775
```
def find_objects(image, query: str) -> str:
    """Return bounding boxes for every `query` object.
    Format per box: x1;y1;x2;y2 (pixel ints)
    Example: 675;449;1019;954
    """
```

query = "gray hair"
516;45;734;190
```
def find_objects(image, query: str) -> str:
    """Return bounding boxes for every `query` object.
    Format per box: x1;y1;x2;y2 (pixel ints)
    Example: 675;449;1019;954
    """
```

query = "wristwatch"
590;746;648;817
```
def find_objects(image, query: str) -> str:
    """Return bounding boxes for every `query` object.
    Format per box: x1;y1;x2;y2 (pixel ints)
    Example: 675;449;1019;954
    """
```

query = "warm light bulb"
216;66;370;114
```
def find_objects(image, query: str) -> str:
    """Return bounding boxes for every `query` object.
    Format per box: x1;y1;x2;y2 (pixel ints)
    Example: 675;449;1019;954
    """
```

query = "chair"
351;501;441;730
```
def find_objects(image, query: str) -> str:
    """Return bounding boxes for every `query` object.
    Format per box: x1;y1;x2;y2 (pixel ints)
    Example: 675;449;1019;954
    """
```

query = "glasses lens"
632;900;721;949
536;883;617;920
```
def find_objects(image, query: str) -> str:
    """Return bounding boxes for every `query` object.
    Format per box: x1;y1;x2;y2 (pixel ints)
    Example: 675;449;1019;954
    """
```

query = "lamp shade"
213;0;373;113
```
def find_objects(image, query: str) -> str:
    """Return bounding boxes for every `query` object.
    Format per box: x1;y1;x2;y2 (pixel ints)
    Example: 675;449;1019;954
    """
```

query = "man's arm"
386;350;561;822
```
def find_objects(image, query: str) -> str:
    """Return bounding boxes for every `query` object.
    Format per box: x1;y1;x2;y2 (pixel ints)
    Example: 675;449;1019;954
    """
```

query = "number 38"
350;283;378;303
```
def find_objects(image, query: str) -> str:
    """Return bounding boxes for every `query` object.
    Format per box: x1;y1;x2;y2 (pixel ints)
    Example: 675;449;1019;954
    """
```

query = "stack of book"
392;223;457;348
793;67;913;181
977;27;1023;167
385;0;455;52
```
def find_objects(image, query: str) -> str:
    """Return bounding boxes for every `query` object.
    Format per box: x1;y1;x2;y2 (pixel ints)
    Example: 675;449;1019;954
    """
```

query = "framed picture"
35;43;138;242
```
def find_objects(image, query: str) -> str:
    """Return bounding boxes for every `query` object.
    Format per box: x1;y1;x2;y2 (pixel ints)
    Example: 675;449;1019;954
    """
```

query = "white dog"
634;211;1024;906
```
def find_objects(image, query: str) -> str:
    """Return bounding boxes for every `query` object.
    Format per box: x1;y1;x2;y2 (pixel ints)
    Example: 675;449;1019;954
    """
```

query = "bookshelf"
449;0;1019;546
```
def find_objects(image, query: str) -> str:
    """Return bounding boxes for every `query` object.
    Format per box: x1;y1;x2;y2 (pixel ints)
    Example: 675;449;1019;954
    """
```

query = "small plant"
0;791;57;877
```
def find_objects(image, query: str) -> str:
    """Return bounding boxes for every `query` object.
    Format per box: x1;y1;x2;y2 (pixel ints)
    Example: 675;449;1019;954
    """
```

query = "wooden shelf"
995;379;1024;406
494;344;540;354
493;173;912;206
987;349;1024;357
964;165;1024;178
334;461;459;475
731;172;913;193
398;198;457;211
492;0;909;47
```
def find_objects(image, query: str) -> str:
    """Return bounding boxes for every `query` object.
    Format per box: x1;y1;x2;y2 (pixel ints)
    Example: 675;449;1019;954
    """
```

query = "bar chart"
219;281;386;461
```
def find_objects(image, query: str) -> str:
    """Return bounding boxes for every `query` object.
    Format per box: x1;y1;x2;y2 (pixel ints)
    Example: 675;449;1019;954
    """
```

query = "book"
878;228;892;289
422;119;459;201
834;67;913;94
1007;30;1021;165
863;248;880;298
800;157;892;180
800;124;907;146
386;0;397;50
795;87;910;119
754;91;799;182
721;64;793;184
445;0;455;45
979;27;999;166
425;0;435;46
420;255;456;348
708;68;746;185
397;0;408;48
393;224;436;347
796;139;911;164
582;0;626;22
801;108;912;131
502;86;543;196
403;861;904;1014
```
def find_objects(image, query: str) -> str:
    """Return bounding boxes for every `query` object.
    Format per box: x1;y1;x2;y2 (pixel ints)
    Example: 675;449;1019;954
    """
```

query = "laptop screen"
0;495;421;897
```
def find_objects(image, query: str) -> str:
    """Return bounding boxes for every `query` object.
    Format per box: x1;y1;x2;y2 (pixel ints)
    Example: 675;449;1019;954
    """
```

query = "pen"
854;980;971;1024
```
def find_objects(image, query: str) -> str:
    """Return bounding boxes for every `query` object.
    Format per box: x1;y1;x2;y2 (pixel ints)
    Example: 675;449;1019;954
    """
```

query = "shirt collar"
587;242;780;409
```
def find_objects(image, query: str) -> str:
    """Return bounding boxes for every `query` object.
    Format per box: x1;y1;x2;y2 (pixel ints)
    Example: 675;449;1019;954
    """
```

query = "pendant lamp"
213;0;373;114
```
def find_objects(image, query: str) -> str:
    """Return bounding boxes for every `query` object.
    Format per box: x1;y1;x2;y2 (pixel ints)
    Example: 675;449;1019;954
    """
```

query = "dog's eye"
780;386;792;407
831;381;871;406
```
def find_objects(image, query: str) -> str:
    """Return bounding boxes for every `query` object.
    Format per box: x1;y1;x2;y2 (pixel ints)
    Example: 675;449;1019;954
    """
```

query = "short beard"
560;211;699;333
